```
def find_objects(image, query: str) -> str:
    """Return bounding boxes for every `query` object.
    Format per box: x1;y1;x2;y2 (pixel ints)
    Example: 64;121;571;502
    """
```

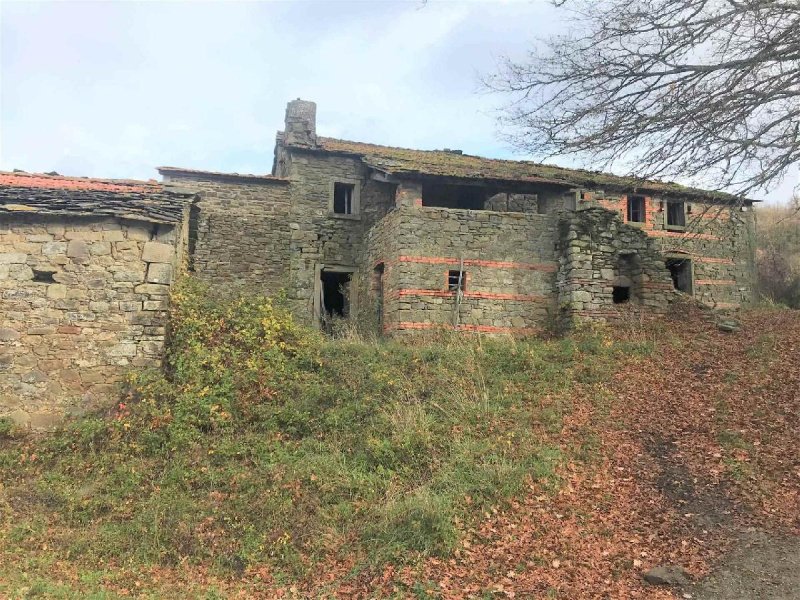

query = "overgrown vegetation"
0;279;631;596
757;201;800;308
2;284;799;598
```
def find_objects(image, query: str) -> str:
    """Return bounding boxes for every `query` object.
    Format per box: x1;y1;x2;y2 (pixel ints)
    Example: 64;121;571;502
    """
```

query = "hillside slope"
0;285;798;599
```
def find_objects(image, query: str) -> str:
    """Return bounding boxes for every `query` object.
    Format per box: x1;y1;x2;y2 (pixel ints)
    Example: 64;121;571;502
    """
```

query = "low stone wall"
0;215;181;428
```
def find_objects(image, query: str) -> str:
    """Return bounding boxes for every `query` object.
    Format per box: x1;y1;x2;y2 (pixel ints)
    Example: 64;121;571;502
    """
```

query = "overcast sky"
1;0;796;204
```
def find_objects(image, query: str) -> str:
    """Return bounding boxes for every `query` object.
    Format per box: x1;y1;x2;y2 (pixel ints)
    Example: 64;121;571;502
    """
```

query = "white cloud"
0;0;791;203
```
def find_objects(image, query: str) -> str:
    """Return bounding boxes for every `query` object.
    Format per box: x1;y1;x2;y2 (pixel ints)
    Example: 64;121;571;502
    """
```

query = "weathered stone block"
46;284;68;299
10;264;33;280
141;242;174;263
66;240;89;259
134;283;170;296
0;328;21;341
102;230;126;242
90;242;112;256
146;263;173;284
143;299;168;311
108;343;137;357
27;326;56;336
0;252;27;264
42;241;68;256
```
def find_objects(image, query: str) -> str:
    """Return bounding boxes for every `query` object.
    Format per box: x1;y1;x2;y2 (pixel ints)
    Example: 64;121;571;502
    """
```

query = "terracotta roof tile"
0;172;160;194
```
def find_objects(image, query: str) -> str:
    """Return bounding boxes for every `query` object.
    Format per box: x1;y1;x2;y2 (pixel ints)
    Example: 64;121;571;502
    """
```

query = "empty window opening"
32;269;57;283
422;183;486;210
627;195;646;223
666;201;686;229
321;270;352;319
666;258;693;294
612;286;631;304
448;270;466;292
333;182;355;215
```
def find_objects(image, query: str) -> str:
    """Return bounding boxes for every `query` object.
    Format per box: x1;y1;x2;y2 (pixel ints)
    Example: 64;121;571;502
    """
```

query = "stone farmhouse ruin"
1;99;756;426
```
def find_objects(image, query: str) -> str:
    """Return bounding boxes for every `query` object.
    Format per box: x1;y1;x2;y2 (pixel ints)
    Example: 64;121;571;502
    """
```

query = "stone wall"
0;215;182;427
166;153;396;324
363;205;558;335
281;149;395;321
161;174;293;296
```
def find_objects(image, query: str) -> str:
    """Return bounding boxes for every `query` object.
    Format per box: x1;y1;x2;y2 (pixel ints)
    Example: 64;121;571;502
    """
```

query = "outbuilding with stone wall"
0;172;192;428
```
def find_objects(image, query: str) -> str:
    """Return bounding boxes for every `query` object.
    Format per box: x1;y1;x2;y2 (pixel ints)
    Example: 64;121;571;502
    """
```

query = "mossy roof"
311;137;743;202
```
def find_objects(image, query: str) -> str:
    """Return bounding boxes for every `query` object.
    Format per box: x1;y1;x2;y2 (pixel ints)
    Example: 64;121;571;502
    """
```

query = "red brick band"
395;256;558;272
385;322;540;335
395;288;549;302
695;279;736;286
694;257;736;265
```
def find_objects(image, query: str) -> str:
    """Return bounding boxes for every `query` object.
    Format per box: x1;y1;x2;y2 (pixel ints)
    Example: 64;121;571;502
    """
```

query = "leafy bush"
757;202;800;308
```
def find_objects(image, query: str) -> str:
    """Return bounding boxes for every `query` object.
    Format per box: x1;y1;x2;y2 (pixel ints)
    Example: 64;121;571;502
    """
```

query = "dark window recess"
321;270;351;318
666;202;686;228
32;269;57;283
666;258;693;294
448;270;466;292
612;286;631;304
333;183;355;214
627;195;646;222
187;202;200;272
373;263;385;325
422;183;486;210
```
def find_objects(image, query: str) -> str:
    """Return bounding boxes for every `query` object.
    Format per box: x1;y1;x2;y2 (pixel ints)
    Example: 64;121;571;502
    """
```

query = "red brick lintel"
395;256;558;272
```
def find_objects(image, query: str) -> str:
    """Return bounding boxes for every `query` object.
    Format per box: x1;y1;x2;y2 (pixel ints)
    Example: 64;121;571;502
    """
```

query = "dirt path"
689;530;800;600
609;307;800;600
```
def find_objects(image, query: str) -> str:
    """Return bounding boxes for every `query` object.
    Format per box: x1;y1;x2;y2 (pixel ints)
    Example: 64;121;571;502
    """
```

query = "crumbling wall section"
0;215;181;428
581;192;755;308
556;207;676;329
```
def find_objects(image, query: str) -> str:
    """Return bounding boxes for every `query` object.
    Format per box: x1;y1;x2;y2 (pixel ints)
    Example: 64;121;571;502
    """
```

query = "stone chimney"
284;99;317;147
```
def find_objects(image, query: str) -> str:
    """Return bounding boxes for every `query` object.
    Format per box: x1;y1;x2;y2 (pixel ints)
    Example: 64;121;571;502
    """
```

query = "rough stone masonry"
0;99;757;427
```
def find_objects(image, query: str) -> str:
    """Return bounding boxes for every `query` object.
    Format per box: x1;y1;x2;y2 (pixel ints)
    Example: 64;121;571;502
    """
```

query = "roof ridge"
300;137;744;201
0;170;159;186
157;166;289;181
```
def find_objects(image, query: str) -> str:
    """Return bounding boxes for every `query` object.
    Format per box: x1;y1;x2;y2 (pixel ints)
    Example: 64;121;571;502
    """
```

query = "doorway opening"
666;258;693;294
321;270;352;319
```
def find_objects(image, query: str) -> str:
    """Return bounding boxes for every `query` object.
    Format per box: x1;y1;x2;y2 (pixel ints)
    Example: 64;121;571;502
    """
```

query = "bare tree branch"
485;0;800;199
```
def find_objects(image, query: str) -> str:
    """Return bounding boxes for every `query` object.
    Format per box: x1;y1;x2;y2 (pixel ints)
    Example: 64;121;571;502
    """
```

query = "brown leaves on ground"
304;306;800;599
6;306;798;599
